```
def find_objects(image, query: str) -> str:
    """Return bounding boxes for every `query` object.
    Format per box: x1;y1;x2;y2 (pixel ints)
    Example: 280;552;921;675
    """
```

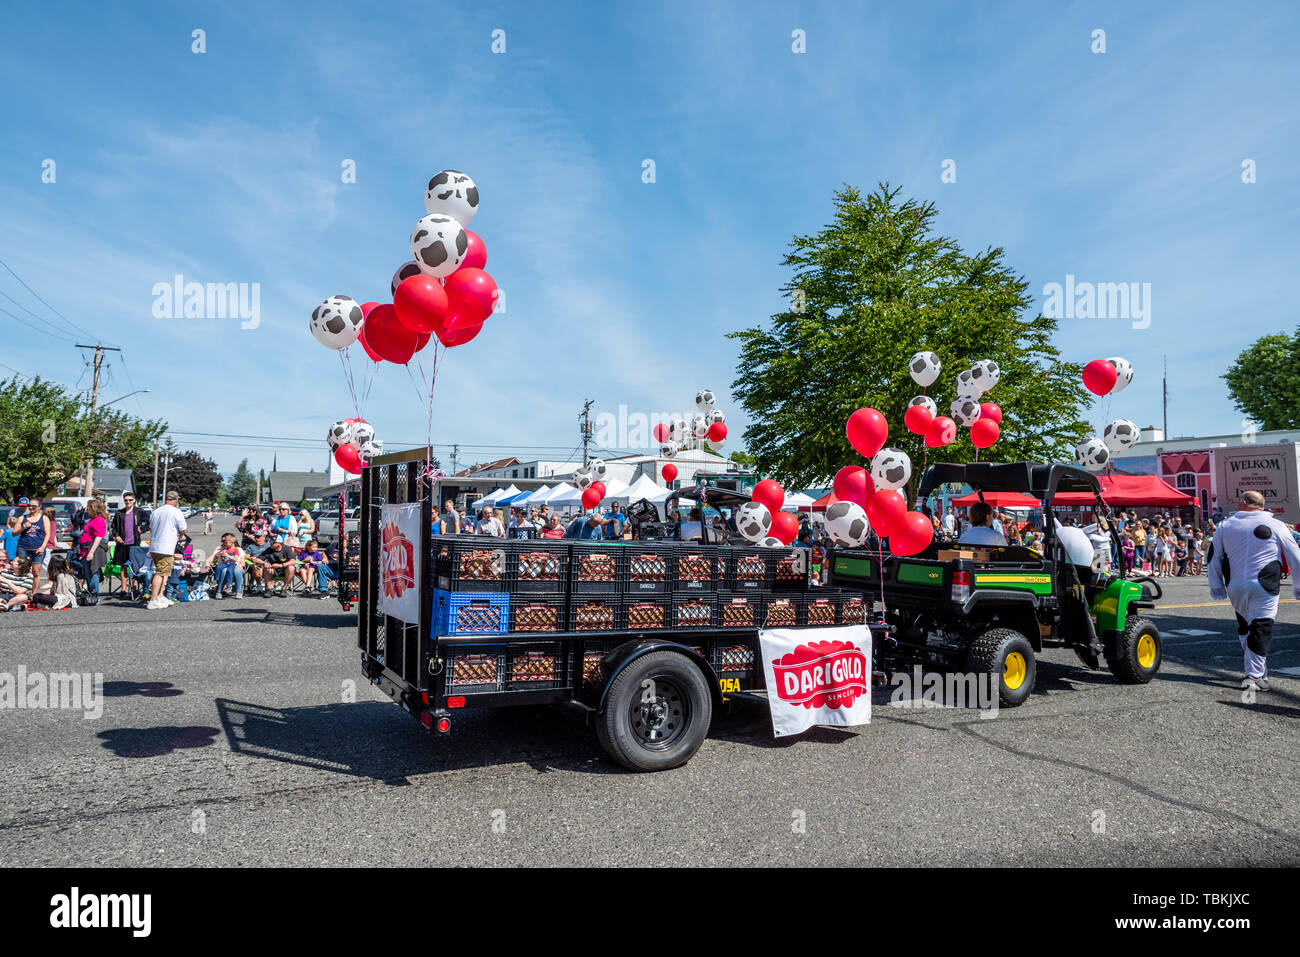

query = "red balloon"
581;487;602;510
364;304;418;364
443;268;498;326
590;481;606;499
653;423;671;443
360;301;379;318
866;489;906;537
708;421;728;443
1083;359;1118;396
436;321;483;348
832;466;873;508
414;330;432;352
846;408;888;458
890;511;934;556
979;402;1002;424
971;418;1001;449
458;229;487;272
662;463;678;482
357;322;383;363
393;275;449;334
752;479;785;512
904;404;935;435
770;509;799;545
925;416;957;448
334;443;364;475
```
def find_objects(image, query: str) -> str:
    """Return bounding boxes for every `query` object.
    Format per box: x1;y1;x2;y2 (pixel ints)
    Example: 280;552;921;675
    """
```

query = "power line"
0;303;77;343
0;252;114;345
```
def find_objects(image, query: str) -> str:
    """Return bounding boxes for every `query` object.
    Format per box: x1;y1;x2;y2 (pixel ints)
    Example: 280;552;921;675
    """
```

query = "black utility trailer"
355;450;881;770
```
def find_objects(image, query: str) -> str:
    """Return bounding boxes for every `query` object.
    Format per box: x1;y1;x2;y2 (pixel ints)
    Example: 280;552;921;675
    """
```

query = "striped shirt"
1;569;34;593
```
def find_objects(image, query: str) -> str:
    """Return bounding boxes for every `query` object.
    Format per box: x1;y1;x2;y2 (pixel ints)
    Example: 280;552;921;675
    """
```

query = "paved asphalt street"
1;516;1297;867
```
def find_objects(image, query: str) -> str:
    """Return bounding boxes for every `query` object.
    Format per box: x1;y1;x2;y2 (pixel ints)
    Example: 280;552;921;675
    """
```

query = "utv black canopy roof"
918;462;1102;500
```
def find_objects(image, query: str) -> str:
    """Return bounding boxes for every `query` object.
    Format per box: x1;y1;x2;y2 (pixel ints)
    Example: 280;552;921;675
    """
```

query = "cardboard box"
937;548;994;563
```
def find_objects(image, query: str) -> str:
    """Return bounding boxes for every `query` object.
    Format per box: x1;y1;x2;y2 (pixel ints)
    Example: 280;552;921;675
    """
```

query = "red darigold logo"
772;639;868;709
381;521;415;599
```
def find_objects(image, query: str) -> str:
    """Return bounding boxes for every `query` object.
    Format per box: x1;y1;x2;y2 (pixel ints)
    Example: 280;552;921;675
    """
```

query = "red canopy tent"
808;492;835;511
950;491;1042;508
1050;474;1194;507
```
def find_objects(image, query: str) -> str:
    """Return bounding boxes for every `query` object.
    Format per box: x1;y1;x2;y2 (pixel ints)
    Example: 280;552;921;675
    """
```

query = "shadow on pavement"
97;725;221;758
101;680;184;698
220;607;356;630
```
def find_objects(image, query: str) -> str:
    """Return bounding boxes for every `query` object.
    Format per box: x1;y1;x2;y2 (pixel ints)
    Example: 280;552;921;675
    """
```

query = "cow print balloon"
391;260;423;296
870;448;912;491
424;170;479;226
410;213;468;279
824;501;871;547
970;359;1000;392
348;421;375;448
909;395;938;416
950;396;982;427
908;351;941;388
1105;356;1134;393
1075;437;1110;472
1103;418;1139;452
327;420;352;449
736;501;773;542
310;295;363;350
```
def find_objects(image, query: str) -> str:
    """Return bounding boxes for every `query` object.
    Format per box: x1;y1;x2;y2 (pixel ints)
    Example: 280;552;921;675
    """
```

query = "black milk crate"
507;539;569;593
711;640;758;674
840;592;869;625
772;548;811;591
672;544;720;593
624;594;671;631
569;594;624;632
433;536;508;592
716;591;763;629
623;542;675;594
671;593;717;629
508;594;567;634
446;651;506;694
802;591;843;628
580;638;623;686
721;545;778;592
569;542;626;594
759;594;803;629
508;648;563;689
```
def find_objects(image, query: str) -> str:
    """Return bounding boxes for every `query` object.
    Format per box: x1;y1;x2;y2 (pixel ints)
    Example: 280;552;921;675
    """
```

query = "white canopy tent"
473;484;521;508
783;492;816;511
514;484;552;507
623;474;672;503
537;482;576;505
550;477;631;509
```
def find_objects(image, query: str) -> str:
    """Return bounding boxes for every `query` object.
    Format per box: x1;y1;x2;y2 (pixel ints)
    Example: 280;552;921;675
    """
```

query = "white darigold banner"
379;503;421;624
759;625;872;738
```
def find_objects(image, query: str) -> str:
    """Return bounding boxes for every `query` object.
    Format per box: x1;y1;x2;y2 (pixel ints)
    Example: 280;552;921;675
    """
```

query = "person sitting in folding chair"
252;538;297;597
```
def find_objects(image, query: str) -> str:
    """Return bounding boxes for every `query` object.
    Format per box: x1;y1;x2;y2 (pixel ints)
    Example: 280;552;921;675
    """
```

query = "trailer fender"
596;640;723;715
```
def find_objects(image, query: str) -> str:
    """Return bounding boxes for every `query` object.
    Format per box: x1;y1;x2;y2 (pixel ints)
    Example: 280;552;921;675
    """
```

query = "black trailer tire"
1106;616;1162;684
967;628;1036;708
597;651;713;772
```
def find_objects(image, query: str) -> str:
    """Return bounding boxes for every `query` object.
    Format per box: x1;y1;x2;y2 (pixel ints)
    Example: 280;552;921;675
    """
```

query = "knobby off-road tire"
597;651;713;772
966;628;1037;708
1106;616;1162;684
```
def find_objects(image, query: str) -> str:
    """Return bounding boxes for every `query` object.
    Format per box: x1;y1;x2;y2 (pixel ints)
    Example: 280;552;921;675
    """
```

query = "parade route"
2;542;1296;868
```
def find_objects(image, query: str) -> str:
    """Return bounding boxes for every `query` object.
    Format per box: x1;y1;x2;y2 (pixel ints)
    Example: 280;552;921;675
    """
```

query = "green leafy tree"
729;184;1091;492
1223;329;1300;430
223;459;257;506
132;447;220;504
0;376;166;501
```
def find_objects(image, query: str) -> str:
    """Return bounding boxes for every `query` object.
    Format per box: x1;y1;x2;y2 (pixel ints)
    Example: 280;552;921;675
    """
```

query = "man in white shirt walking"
942;507;956;535
147;490;188;610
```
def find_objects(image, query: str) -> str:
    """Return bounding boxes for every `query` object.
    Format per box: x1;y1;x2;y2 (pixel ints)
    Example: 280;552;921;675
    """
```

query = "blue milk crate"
433;589;510;637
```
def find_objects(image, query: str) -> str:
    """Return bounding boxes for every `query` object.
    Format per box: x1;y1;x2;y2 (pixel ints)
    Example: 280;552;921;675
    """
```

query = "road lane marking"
1156;600;1300;609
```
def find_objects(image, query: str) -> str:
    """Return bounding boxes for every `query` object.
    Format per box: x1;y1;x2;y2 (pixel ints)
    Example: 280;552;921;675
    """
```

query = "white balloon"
659;442;677;459
970;359;1001;392
908;395;938;416
736;502;773;542
587;458;607;481
950;396;982;427
870;448;912;490
424;170;479;226
824;501;871;546
909;351;941;387
409;213;467;279
348;421;375;448
956;368;983;397
1075;437;1110;472
690;413;709;438
695;388;716;412
358;440;380;460
327;420;351;449
669;418;689;444
391;260;423;296
1106;357;1134;393
573;468;594;490
310;296;363;350
1103;418;1140;452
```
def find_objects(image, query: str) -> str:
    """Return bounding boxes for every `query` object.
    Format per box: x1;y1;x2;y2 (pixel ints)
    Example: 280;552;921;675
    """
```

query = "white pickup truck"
314;507;361;544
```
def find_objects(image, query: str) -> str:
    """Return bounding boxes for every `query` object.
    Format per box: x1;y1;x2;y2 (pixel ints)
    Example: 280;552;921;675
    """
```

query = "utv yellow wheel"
1003;652;1027;691
1136;635;1157;670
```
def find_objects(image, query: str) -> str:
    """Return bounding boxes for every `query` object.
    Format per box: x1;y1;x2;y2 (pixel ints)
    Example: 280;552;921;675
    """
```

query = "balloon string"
338;348;361;419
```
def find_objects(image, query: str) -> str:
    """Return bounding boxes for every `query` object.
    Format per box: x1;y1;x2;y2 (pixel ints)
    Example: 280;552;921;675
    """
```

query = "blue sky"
2;0;1296;474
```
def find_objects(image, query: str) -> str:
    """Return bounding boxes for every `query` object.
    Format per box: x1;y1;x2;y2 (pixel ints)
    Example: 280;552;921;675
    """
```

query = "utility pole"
1162;354;1168;438
160;451;173;502
74;343;121;497
451;444;459;475
579;399;594;467
152;443;160;505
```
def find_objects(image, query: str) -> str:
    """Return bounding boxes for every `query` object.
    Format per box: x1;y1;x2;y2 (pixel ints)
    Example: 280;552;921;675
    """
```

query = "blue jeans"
213;563;244;596
313;563;337;593
73;557;100;597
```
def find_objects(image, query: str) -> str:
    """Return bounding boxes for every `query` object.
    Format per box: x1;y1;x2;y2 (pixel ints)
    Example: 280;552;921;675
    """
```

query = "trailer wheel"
967;628;1036;708
1106;616;1161;684
597;651;712;772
